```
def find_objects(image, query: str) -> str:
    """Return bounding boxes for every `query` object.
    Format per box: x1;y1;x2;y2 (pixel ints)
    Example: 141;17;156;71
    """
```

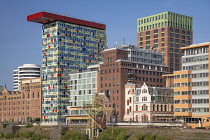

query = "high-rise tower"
27;12;106;124
137;11;193;72
13;64;41;91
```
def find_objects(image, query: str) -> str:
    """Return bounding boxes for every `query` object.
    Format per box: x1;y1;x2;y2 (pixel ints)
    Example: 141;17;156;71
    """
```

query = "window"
175;108;180;112
154;44;158;48
140;37;143;41
162;33;165;37
140;42;143;46
170;28;174;32
175;34;179;38
175;44;179;48
154;39;158;43
154;34;158;38
175;29;179;33
161;28;165;32
154;29;158;33
142;104;148;111
182;91;191;95
182;40;185;44
140;32;143;36
136;105;138;111
146;31;150;35
174;91;180;95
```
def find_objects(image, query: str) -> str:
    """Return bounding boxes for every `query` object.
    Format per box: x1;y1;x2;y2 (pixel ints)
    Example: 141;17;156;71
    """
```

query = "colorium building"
27;12;106;124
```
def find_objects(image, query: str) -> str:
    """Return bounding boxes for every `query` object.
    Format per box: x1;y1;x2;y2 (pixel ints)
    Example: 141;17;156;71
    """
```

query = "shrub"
26;124;33;128
19;131;34;138
144;133;155;140
4;133;14;139
155;136;168;140
135;133;145;140
34;117;41;121
62;130;88;140
97;127;129;140
2;123;7;128
30;134;48;140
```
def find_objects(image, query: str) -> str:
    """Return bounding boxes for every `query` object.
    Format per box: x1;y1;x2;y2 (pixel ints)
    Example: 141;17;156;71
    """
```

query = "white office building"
13;64;41;91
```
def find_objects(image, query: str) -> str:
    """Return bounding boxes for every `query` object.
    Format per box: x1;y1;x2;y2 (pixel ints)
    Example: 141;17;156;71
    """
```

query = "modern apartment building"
98;45;169;121
164;42;210;128
69;65;99;107
13;64;41;91
124;83;174;122
137;11;193;72
0;78;41;122
27;12;106;124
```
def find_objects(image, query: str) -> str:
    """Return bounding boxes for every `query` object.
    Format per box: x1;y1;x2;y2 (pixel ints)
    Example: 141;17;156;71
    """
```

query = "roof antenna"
115;41;118;47
123;38;126;46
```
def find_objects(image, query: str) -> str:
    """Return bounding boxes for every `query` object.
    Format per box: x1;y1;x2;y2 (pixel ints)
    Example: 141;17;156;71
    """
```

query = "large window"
142;104;148;111
175;108;180;112
174;100;180;104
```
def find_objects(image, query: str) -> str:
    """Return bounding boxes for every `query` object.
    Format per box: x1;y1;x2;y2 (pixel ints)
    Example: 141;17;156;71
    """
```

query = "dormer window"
142;89;147;93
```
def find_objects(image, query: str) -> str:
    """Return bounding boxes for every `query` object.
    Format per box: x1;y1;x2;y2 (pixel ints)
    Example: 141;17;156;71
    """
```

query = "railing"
106;121;182;127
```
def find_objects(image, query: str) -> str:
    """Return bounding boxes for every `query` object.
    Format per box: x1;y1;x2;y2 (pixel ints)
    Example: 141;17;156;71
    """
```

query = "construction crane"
83;92;112;138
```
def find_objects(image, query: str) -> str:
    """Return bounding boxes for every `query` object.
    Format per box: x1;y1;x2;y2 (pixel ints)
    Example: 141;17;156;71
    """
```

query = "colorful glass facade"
37;18;106;123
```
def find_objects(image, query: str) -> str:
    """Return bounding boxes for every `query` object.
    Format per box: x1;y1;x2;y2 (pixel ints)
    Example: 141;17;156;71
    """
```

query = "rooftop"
27;11;106;30
181;41;210;50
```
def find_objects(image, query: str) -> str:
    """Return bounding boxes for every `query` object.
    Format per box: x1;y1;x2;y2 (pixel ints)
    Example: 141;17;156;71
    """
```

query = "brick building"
137;12;193;72
98;45;169;121
0;77;42;122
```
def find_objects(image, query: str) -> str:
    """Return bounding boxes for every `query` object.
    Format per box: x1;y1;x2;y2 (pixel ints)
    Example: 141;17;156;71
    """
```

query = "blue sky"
0;0;210;90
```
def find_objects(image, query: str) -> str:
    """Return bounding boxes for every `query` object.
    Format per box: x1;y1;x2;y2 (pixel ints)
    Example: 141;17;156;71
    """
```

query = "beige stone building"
0;77;42;122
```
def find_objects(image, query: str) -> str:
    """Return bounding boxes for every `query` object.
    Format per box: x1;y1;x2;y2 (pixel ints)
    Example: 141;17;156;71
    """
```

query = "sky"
0;0;210;90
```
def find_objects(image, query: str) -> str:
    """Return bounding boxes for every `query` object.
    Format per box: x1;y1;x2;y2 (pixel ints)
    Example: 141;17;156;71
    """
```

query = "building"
124;83;173;122
27;12;107;124
69;65;99;107
137;11;193;72
0;77;41;122
98;45;169;121
13;64;41;91
164;42;210;128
